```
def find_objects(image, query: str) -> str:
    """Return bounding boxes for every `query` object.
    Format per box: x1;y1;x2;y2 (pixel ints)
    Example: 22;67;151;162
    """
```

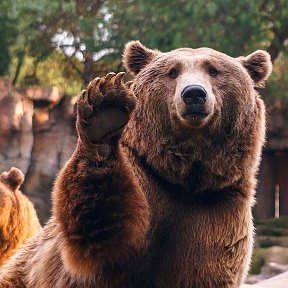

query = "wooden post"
275;184;280;219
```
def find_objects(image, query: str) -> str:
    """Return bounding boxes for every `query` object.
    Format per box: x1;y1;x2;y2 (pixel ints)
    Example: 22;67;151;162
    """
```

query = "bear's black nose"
181;85;207;105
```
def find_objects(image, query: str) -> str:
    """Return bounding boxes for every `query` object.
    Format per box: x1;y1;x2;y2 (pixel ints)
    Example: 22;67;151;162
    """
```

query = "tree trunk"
82;53;94;84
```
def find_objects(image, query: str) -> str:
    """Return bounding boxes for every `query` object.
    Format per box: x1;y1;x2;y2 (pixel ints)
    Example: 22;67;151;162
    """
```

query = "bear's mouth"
180;102;209;120
181;112;208;120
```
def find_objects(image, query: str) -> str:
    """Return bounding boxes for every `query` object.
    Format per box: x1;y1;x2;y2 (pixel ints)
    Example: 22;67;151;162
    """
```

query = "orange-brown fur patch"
0;167;41;268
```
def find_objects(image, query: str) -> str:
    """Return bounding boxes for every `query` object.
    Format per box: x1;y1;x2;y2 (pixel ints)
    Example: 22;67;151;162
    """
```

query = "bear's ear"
0;167;24;191
123;41;159;75
238;50;272;87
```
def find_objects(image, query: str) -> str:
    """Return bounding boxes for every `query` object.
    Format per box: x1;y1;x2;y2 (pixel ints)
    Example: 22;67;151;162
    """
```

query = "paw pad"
76;72;136;145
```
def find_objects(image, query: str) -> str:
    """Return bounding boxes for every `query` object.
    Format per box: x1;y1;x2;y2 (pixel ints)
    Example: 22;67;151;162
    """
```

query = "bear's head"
0;167;41;267
123;41;272;192
0;167;25;227
0;167;24;192
124;41;271;131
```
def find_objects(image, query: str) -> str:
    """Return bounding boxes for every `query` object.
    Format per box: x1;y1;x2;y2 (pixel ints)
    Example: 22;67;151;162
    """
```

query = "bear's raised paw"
77;72;135;149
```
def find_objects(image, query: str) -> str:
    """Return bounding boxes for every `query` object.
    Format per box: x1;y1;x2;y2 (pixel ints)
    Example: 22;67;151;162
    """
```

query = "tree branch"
267;26;288;62
66;56;83;78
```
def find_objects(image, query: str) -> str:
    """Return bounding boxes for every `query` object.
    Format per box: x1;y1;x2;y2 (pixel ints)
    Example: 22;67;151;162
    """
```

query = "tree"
0;1;18;76
105;0;288;102
6;0;109;85
107;0;288;60
2;0;288;100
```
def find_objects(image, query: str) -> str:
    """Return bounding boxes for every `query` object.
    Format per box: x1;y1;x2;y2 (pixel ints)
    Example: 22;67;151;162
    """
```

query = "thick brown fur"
0;167;41;268
0;42;272;288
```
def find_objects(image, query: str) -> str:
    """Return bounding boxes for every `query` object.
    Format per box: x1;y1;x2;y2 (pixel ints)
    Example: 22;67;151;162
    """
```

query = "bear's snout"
180;85;209;121
181;85;207;105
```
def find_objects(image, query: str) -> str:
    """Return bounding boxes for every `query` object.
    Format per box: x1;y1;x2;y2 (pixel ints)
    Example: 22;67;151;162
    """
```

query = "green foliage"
263;57;288;103
107;0;288;58
259;239;278;248
256;217;288;229
256;217;288;237
2;0;109;85
0;17;16;76
106;0;288;103
0;1;18;76
250;249;265;275
16;51;83;96
258;227;284;237
1;0;287;100
266;217;288;229
255;217;288;249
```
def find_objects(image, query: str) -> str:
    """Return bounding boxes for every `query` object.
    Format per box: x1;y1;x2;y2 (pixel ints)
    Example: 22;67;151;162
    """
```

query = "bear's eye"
208;67;219;77
168;68;179;79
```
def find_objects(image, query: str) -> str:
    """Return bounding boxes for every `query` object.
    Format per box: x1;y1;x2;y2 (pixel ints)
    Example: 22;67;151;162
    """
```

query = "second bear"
0;167;41;267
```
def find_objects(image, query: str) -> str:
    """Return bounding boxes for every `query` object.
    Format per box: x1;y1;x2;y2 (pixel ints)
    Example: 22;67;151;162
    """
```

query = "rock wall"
0;78;77;223
0;78;34;175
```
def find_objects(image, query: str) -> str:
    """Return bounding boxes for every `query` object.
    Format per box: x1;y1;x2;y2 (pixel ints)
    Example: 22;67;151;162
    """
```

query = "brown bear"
0;167;41;268
0;41;272;288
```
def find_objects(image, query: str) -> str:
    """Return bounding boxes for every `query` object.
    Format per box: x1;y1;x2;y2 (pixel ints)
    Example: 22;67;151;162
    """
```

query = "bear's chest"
118;149;252;287
119;203;251;288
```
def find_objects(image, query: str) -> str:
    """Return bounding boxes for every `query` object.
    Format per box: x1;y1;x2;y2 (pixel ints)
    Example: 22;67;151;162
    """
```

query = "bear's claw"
76;72;136;147
126;81;134;89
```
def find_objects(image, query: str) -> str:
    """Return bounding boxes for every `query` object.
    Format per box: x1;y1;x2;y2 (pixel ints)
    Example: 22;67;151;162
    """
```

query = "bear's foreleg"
53;73;149;277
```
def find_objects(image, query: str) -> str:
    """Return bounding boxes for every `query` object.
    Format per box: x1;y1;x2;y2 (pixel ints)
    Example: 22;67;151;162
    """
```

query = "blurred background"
0;0;288;284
